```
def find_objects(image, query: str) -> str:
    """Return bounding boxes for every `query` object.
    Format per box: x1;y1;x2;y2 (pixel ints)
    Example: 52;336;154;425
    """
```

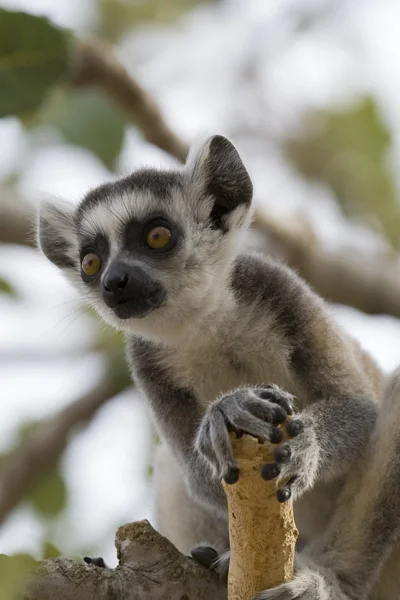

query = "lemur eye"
81;253;101;277
146;226;172;250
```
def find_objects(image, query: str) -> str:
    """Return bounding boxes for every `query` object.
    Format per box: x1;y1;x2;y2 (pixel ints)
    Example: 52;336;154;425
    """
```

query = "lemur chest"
160;327;295;404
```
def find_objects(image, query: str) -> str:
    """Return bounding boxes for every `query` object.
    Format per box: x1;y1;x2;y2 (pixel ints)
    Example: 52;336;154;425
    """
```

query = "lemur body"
38;135;398;599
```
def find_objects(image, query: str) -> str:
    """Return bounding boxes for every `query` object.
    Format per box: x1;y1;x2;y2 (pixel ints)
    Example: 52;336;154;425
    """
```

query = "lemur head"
38;135;253;341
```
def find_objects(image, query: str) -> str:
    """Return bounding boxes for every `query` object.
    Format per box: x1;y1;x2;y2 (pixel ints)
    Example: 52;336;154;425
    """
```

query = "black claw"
223;466;239;484
84;556;107;568
191;546;219;569
272;407;287;425
285;400;294;416
276;487;292;503
274;444;291;464
261;463;280;480
271;393;293;416
287;420;303;437
269;427;284;444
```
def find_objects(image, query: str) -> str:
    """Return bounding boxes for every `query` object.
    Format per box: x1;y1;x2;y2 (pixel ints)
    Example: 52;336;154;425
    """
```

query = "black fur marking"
76;170;184;223
80;232;110;257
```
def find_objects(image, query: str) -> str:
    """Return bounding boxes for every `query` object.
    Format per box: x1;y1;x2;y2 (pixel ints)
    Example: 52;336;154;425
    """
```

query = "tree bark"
20;520;226;600
223;433;297;600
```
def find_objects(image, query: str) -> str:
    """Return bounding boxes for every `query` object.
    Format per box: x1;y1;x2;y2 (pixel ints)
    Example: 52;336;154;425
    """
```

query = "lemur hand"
261;410;320;502
195;386;319;502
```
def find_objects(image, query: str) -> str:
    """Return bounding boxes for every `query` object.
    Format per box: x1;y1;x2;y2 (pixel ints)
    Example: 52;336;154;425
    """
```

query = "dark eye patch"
123;215;180;256
79;232;110;266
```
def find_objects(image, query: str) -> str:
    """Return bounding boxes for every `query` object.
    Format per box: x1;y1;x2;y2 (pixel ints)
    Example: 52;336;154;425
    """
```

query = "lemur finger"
209;413;239;483
196;420;221;476
191;546;219;569
274;444;292;464
233;410;284;444
260;463;281;480
257;387;294;416
246;396;287;425
276;486;292;503
286;419;304;437
276;476;298;503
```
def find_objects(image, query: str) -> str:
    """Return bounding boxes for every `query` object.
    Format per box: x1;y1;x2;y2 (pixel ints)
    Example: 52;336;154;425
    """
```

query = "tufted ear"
37;198;78;269
186;135;253;230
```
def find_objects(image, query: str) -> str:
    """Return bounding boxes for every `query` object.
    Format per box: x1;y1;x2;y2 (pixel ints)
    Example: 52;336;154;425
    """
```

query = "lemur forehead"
75;169;185;240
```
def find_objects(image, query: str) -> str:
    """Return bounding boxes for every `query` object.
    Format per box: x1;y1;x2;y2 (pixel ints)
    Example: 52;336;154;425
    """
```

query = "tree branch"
3;39;400;319
0;364;129;526
253;211;400;316
19;520;226;600
0;188;34;247
70;39;189;163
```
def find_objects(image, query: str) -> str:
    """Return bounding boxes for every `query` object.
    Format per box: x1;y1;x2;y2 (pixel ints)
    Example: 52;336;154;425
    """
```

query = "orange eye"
81;253;101;277
146;226;172;250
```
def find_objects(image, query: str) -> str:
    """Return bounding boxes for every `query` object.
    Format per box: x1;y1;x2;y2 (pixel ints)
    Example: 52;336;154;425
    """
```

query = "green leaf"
41;541;61;560
29;470;67;518
39;87;125;169
285;97;400;248
0;277;17;298
0;9;70;117
97;0;204;42
0;553;37;600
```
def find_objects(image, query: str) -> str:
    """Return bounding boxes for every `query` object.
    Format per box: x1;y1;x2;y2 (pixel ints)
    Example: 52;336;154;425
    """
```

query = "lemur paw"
195;385;294;484
83;556;107;568
254;568;329;600
261;414;320;502
191;546;230;582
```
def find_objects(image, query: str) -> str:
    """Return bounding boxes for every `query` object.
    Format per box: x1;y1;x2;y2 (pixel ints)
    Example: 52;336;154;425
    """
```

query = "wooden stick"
222;430;298;600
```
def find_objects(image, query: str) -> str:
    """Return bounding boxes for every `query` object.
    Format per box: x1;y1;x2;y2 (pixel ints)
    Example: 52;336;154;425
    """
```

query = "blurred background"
2;0;400;585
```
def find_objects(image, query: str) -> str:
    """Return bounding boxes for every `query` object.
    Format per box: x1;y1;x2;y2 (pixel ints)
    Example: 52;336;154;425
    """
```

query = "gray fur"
37;134;398;599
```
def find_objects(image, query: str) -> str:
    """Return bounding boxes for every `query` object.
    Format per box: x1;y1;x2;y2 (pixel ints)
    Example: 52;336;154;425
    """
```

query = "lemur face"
38;136;253;337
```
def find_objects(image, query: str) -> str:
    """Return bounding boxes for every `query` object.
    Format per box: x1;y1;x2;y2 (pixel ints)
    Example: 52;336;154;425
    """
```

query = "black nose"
103;271;129;297
102;262;166;318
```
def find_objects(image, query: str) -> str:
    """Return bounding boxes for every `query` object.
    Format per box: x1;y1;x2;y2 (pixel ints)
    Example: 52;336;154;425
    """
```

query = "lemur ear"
37;198;78;269
187;135;253;229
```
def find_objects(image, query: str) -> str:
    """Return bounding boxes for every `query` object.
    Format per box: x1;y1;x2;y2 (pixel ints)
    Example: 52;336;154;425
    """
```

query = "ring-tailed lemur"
38;135;397;599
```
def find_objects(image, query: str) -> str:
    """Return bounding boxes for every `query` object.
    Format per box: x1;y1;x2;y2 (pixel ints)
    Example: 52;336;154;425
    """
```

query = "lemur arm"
127;337;228;512
223;254;381;499
256;369;400;600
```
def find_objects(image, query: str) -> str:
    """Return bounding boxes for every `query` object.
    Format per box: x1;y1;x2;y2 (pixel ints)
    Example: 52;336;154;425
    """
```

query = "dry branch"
253;211;400;316
223;433;297;599
0;367;129;526
20;520;226;600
